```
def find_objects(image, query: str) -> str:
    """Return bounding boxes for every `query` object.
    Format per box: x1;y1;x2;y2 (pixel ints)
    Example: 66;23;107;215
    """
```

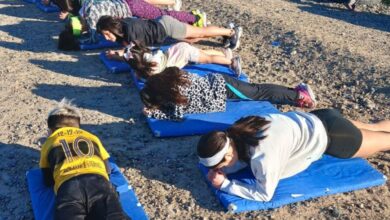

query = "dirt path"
0;0;389;219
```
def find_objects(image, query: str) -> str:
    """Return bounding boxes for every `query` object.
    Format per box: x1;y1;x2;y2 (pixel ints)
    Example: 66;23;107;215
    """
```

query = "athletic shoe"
192;10;207;27
222;23;235;48
229;26;243;50
223;48;233;60
295;83;317;108
231;56;242;77
173;0;182;11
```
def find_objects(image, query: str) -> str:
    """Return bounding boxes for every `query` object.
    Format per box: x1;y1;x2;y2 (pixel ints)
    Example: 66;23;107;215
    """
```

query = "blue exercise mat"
23;0;37;3
99;51;249;83
199;155;387;213
36;1;60;12
26;162;148;220
80;35;121;51
147;101;279;137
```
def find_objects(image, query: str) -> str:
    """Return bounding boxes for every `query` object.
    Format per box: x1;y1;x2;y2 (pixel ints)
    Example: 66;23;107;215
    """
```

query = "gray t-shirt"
221;111;328;201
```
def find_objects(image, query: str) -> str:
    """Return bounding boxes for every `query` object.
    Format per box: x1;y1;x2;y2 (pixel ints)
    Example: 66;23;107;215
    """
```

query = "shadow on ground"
290;0;390;32
0;142;39;219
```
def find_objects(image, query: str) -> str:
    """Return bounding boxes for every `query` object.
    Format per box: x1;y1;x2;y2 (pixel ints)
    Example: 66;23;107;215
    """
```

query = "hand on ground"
207;169;226;189
59;11;69;20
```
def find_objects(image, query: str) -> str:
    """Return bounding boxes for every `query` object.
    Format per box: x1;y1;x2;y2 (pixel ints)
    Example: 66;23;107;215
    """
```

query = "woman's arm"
210;154;282;201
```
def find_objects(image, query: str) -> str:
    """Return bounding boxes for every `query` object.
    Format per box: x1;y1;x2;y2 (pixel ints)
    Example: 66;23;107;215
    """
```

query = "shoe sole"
302;83;317;107
230;27;242;50
235;56;242;77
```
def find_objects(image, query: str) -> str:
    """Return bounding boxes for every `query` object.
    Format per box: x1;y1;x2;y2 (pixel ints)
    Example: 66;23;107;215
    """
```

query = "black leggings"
55;174;129;220
222;75;298;105
311;109;363;158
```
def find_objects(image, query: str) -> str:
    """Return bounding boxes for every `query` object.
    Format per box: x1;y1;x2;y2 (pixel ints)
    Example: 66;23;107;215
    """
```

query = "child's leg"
201;49;225;57
185;24;233;39
126;0;196;23
222;75;298;104
350;120;390;132
144;0;175;6
198;50;231;65
86;176;128;219
353;129;390;158
55;178;87;220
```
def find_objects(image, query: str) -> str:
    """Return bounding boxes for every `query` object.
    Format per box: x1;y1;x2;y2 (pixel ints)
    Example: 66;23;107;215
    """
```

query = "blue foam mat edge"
26;162;148;220
199;155;386;213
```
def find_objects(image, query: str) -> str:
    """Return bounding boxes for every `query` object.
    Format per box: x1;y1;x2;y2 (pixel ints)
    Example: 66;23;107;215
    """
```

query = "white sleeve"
220;154;282;202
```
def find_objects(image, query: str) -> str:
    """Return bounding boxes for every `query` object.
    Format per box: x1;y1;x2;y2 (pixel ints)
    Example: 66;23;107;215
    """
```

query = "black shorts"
55;174;129;220
310;109;362;159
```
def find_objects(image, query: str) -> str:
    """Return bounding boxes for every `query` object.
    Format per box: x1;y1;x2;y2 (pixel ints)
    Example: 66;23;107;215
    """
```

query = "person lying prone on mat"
44;0;190;20
96;15;242;50
39;98;129;220
140;67;317;120
106;40;243;76
197;111;390;201
58;0;207;50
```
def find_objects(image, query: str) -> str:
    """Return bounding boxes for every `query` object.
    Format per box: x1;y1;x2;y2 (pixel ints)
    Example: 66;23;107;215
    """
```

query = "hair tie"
199;137;230;167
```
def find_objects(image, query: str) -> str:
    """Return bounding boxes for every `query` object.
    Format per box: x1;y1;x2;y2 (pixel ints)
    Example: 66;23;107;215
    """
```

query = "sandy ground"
0;0;389;219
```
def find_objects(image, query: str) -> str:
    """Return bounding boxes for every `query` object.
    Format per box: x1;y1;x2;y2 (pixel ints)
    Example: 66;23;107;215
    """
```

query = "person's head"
52;0;74;12
197;116;270;169
96;16;123;42
52;0;81;14
58;17;84;50
47;98;82;133
140;67;190;108
124;41;157;79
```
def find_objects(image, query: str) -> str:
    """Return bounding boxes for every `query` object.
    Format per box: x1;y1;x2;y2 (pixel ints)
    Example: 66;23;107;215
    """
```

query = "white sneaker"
231;56;242;77
173;0;182;11
223;48;233;60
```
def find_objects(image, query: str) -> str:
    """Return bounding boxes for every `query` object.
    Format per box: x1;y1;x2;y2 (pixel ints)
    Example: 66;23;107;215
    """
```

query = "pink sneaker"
295;83;317;108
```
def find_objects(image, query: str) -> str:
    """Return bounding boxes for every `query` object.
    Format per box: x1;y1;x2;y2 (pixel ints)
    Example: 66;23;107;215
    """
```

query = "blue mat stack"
27;162;148;220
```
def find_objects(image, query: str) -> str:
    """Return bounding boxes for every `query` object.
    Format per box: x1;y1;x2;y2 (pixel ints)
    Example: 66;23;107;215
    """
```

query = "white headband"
199;138;230;167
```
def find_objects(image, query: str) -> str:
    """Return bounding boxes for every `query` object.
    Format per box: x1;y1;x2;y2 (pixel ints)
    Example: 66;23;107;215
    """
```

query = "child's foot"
229;26;243;50
295;83;317;108
231;56;242;77
173;0;182;11
223;48;233;60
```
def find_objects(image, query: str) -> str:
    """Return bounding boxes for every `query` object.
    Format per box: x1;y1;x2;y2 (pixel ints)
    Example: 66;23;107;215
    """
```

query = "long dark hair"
58;19;83;51
53;0;81;15
140;67;190;108
125;41;155;79
96;16;124;41
197;116;270;167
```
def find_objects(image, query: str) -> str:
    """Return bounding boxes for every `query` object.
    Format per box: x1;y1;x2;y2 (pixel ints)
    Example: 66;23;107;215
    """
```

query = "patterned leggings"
125;0;196;24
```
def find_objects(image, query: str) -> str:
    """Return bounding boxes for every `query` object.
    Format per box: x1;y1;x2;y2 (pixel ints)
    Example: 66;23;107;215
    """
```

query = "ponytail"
226;116;270;162
140;67;190;108
125;40;155;79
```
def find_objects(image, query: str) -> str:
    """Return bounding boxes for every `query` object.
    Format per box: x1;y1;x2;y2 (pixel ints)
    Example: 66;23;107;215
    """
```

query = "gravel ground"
0;0;389;219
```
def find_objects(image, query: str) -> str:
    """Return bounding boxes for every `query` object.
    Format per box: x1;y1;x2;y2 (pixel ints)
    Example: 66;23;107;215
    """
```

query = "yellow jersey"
39;127;110;193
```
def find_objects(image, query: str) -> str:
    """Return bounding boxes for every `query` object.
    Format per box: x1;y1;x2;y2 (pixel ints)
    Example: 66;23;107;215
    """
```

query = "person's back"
251;112;328;180
82;0;132;30
39;98;128;220
121;17;167;45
